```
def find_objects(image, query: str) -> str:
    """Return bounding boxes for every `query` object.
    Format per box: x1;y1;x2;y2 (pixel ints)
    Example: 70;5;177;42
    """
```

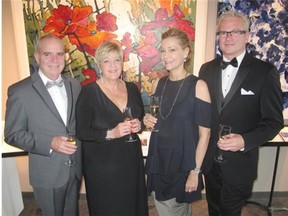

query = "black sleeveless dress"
145;75;211;203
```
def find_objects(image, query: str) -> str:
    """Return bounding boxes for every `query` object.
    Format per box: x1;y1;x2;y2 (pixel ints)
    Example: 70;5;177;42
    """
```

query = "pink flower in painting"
121;31;160;74
96;12;118;31
140;4;195;40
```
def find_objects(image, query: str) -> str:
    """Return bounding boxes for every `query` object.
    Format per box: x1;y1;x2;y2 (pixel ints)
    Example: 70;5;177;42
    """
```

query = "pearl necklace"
159;73;188;120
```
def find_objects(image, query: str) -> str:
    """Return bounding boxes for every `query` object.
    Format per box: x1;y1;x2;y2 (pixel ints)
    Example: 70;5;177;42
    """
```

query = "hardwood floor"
20;192;288;216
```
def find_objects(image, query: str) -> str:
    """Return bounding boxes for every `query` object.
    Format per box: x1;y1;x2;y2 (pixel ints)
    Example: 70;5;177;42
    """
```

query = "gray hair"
217;10;250;32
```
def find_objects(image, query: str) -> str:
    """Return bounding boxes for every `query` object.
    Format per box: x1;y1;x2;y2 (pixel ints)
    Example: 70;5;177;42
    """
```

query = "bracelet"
105;129;112;141
192;167;201;174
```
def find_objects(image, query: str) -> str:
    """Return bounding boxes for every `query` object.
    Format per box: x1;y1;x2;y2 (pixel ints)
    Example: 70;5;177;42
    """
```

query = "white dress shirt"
39;71;68;126
222;50;246;97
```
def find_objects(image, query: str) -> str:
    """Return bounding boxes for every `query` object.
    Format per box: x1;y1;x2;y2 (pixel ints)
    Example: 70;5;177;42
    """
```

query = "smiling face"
160;37;189;73
218;16;249;60
34;36;65;80
99;51;123;80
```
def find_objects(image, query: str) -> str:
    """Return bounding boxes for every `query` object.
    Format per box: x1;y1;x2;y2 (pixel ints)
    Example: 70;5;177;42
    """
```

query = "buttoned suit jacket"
199;52;283;185
5;72;82;188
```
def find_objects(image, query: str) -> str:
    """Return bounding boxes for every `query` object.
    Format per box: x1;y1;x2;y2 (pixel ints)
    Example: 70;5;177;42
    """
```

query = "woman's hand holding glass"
106;118;142;140
123;107;138;142
143;113;158;130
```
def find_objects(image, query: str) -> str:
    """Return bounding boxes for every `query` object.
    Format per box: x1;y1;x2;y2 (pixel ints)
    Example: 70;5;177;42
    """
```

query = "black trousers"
204;162;253;216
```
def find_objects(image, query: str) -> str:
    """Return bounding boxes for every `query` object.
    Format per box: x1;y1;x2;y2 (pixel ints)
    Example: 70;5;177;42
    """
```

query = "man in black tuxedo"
199;10;283;216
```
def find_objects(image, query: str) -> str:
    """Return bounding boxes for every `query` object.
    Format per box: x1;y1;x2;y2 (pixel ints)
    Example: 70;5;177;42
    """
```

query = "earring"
184;58;187;62
98;70;103;78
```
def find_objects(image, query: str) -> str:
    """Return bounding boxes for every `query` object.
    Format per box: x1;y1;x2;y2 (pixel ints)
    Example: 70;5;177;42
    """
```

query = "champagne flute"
123;107;137;142
214;125;231;163
65;135;76;167
150;96;159;132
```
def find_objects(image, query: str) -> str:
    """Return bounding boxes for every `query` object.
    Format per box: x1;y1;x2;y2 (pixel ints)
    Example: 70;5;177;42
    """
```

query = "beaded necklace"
159;73;188;120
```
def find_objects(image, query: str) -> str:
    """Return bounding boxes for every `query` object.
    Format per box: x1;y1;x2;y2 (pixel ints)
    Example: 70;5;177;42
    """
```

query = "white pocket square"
241;88;254;95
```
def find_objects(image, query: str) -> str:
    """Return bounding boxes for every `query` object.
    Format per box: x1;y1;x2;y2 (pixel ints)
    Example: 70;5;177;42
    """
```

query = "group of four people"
4;10;283;216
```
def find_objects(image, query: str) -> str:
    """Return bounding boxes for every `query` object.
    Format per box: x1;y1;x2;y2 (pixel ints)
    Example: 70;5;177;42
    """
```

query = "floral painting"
22;0;197;105
217;0;288;118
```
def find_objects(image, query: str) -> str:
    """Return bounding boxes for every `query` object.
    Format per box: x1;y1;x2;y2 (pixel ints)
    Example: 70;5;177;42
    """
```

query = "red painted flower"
96;12;118;32
43;5;92;38
44;5;118;57
80;68;98;86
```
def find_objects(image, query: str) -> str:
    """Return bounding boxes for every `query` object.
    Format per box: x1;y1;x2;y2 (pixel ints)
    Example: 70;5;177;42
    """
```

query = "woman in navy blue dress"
143;28;212;216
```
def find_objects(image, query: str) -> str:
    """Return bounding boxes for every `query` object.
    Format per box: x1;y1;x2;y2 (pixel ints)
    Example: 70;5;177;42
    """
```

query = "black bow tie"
220;57;238;70
46;79;64;89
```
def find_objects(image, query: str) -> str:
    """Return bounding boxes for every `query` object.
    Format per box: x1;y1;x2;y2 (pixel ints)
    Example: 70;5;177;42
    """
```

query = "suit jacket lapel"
213;58;223;114
221;53;251;110
31;72;65;124
63;77;73;128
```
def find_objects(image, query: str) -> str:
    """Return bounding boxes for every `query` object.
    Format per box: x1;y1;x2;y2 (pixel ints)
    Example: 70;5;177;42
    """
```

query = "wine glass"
65;135;76;167
214;125;231;163
150;96;159;132
123;107;137;142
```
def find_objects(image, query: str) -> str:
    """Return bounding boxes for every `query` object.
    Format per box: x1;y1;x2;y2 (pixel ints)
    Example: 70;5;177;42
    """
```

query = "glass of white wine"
123;107;137;142
65;135;76;167
214;124;231;163
150;96;159;132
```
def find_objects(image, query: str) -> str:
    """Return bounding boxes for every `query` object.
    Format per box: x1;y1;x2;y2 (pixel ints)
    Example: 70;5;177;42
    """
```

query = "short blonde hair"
95;40;123;65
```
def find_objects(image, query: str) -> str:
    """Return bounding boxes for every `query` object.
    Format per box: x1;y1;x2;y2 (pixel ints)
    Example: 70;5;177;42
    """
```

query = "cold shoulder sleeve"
195;98;211;128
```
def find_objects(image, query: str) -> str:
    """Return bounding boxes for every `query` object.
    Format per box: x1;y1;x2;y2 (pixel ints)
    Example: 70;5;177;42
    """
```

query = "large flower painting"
217;0;288;118
23;0;197;105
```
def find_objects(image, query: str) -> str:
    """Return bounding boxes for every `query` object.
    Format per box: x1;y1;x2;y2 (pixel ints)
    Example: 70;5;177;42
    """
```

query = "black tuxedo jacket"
199;52;283;185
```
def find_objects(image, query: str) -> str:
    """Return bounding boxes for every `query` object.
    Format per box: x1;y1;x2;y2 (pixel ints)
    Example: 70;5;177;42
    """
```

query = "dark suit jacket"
4;72;82;188
199;52;283;185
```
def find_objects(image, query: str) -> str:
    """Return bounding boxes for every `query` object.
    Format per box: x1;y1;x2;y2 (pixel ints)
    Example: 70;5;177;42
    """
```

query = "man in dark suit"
4;35;82;216
199;10;283;216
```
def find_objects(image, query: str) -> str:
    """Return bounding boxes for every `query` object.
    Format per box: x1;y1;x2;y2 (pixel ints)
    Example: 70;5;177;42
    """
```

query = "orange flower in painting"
68;21;117;56
159;0;182;14
44;4;117;56
43;5;92;38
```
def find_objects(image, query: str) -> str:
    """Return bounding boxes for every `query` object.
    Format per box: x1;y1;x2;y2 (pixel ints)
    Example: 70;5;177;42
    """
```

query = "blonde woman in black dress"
143;28;211;216
76;40;148;215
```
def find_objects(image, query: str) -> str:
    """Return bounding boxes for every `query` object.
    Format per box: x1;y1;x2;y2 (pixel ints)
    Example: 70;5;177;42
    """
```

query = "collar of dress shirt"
38;70;63;86
223;50;246;69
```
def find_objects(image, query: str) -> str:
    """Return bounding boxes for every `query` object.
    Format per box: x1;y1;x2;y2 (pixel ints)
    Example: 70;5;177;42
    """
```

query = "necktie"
46;79;64;89
220;57;238;70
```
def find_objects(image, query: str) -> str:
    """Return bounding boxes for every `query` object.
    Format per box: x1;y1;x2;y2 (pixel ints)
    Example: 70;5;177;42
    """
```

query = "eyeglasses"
217;30;247;37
